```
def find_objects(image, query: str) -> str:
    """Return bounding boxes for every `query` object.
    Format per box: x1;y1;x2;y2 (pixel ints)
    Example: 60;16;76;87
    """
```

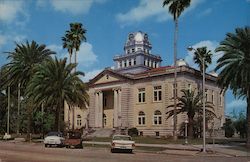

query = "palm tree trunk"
246;89;250;148
173;18;178;140
188;117;194;139
72;107;75;130
68;105;71;129
17;83;20;134
74;49;77;72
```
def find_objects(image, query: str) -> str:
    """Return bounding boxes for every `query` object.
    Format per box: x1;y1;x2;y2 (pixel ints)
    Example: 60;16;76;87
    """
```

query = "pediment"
88;69;131;86
95;73;120;84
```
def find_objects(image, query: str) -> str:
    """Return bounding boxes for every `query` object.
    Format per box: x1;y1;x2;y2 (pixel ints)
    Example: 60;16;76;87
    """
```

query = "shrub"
128;127;138;137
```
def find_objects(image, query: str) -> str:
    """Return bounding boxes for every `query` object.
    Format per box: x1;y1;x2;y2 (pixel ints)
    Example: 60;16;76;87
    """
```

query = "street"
0;142;248;162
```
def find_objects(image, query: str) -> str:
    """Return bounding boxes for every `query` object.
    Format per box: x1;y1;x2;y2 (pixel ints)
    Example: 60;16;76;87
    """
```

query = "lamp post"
187;46;206;152
185;120;188;145
7;86;10;135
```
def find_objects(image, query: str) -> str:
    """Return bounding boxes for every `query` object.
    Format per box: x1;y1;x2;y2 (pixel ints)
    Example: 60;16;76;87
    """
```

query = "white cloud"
116;0;170;25
0;33;26;50
50;0;106;15
36;0;47;7
0;0;28;24
48;42;98;67
197;8;212;18
0;35;7;48
226;99;246;116
185;40;223;72
247;0;250;3
77;42;98;66
82;69;103;82
116;0;205;25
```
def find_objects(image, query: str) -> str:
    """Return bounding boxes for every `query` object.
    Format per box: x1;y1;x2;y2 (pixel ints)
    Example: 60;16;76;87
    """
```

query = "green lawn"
85;136;203;145
84;136;246;145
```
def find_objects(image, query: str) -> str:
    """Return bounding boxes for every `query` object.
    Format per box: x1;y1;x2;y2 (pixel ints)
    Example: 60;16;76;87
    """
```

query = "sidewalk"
83;141;249;157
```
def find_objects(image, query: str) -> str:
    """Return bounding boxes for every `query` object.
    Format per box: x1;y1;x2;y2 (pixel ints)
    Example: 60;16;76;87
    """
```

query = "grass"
85;136;203;145
84;136;247;145
83;143;166;152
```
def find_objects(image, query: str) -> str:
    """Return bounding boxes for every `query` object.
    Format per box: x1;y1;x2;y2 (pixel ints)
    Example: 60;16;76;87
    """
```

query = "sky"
0;0;249;116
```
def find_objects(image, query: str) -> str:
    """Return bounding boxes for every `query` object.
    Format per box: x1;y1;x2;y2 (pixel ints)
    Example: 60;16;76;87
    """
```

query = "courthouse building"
65;31;225;137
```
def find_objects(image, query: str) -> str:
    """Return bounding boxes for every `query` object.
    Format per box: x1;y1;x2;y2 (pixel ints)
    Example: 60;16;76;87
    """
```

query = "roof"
88;66;218;87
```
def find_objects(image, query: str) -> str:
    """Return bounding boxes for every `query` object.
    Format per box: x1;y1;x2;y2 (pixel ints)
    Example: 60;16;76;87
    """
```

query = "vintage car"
110;135;135;153
64;131;83;149
44;131;64;147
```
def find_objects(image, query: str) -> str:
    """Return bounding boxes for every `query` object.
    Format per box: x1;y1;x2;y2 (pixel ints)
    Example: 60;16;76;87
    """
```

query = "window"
138;88;145;103
139;131;143;136
132;48;135;53
127;50;130;54
129;59;132;66
103;114;107;126
138;111;145;125
172;83;177;98
104;97;107;107
155;131;160;137
134;58;136;65
124;61;127;67
153;110;162;125
77;115;82;126
153;86;162;101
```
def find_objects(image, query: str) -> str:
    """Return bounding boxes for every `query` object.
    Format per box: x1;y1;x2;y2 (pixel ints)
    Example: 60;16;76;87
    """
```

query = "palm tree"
63;22;86;130
26;57;88;131
2;41;55;135
191;46;212;137
215;27;250;147
67;22;87;69
163;0;191;140
193;47;212;75
167;89;214;138
62;34;73;63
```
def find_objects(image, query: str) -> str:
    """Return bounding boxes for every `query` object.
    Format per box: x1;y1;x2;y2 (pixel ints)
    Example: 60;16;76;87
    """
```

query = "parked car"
44;131;64;147
110;135;135;153
65;131;83;149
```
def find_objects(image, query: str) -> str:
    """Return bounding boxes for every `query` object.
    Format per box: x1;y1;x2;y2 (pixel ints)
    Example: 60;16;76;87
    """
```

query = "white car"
44;132;64;147
110;135;135;153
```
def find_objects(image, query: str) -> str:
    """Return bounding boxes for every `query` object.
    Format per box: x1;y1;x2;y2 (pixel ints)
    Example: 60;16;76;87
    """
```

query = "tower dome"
124;31;152;54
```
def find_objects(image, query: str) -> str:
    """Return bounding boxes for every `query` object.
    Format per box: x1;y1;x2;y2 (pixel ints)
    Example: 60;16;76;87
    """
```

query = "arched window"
138;111;145;125
103;114;107;126
153;110;162;125
77;115;82;126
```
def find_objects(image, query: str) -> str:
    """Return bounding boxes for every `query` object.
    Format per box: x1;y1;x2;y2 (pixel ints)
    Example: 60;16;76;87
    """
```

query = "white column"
95;92;99;127
122;60;124;68
99;91;103;128
149;60;152;67
118;89;122;128
113;90;118;127
131;58;134;66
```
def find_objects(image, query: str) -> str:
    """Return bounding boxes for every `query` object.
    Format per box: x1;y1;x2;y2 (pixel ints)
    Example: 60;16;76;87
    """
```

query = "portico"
94;88;122;128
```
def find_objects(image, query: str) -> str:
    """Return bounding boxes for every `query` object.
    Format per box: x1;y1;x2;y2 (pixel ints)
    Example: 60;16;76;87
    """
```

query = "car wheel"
111;149;114;153
45;144;48;147
129;149;133;153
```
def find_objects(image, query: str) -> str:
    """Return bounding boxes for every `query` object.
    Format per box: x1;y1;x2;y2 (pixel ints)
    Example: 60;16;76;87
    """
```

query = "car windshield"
113;136;131;141
47;132;63;137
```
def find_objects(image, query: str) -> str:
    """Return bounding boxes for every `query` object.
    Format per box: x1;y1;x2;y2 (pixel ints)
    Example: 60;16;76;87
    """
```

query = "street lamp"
187;46;206;153
184;120;188;145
